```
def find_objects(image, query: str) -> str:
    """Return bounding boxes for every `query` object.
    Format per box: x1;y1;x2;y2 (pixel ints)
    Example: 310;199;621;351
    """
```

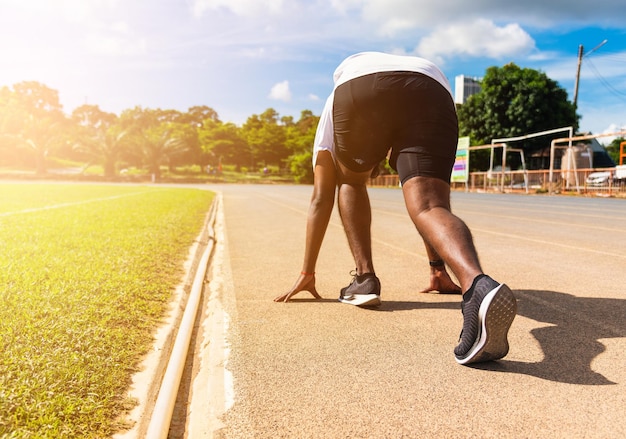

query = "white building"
454;75;482;104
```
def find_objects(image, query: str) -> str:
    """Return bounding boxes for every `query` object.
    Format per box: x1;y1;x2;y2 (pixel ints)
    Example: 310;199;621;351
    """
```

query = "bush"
288;151;313;184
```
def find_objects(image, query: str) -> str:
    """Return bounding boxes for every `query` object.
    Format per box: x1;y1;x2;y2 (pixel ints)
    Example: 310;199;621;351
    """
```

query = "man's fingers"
275;288;322;302
274;290;299;302
275;275;322;302
309;288;322;299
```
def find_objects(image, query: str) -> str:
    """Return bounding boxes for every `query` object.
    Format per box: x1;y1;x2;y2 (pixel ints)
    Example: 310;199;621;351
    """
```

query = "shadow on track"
281;289;625;385
470;289;625;385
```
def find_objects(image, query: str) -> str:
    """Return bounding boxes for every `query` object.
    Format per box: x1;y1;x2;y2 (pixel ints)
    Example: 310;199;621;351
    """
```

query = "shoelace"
348;268;358;283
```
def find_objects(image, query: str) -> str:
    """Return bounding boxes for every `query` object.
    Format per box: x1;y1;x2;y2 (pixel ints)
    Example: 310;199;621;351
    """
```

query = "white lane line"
260;196;427;259
375;208;626;258
373;208;626;258
454;208;625;233
374;207;625;234
262;195;625;259
0;191;158;217
471;227;626;259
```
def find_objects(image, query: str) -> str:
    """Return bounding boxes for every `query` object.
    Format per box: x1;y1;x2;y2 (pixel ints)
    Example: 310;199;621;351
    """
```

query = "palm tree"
74;128;128;178
139;128;189;180
20;115;63;175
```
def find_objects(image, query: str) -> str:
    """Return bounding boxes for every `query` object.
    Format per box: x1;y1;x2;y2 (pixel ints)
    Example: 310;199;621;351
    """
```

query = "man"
274;52;516;365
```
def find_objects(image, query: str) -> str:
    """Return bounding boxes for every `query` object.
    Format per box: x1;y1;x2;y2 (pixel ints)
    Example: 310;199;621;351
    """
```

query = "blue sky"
1;0;625;144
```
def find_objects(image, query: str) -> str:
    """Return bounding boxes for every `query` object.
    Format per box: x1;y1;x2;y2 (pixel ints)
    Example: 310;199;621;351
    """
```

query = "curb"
114;194;220;439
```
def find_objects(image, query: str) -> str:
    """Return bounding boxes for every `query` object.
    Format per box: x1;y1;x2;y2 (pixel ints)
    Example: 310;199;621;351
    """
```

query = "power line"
584;57;626;102
602;53;626;63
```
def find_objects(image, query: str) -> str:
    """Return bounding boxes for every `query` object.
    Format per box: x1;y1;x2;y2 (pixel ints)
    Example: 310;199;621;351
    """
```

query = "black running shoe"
454;274;517;365
339;271;381;307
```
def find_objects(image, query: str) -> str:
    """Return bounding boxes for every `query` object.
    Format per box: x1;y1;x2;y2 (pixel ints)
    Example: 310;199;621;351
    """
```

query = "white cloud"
377;17;417;36
1;0;624;127
543;51;626;87
415;19;535;63
110;21;130;33
341;0;626;33
578;100;626;141
604;123;626;133
599;123;626;145
82;19;147;57
0;0;121;23
582;52;626;79
192;0;285;17
329;0;363;14
84;33;147;57
269;80;291;102
332;0;541;37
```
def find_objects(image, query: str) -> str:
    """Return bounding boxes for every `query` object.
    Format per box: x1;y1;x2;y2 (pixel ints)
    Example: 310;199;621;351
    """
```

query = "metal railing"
370;168;626;195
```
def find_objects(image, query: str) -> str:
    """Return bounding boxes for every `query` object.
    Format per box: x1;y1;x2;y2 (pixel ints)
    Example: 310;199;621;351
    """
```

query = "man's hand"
419;267;462;294
274;272;322;302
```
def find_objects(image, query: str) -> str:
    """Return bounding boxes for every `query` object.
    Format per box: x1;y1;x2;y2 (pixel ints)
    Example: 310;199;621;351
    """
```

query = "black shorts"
333;71;459;184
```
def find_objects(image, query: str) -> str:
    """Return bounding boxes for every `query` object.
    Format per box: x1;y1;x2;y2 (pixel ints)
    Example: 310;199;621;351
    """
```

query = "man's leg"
401;175;481;292
337;181;374;275
402;175;516;364
335;161;375;276
333;161;381;307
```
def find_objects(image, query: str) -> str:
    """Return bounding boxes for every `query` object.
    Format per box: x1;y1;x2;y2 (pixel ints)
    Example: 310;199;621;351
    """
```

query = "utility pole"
573;45;584;110
572;39;607;109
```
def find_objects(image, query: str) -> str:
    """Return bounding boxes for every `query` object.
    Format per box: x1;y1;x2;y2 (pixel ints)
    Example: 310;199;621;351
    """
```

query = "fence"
370;167;626;196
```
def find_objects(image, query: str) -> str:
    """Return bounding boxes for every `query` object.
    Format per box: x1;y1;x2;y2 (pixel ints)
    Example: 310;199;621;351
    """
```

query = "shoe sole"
455;284;517;365
338;294;381;307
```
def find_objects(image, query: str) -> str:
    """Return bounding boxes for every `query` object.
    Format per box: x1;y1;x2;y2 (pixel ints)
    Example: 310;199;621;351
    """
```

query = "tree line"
0;81;320;182
4;63;620;184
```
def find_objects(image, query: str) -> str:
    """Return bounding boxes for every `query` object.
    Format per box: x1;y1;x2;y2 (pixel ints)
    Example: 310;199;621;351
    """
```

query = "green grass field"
0;183;214;438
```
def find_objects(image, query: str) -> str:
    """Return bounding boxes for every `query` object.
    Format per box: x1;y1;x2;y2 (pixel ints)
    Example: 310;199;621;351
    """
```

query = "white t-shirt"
312;52;453;168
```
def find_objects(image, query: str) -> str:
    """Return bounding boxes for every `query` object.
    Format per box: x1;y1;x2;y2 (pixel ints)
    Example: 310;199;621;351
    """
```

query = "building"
454;75;481;105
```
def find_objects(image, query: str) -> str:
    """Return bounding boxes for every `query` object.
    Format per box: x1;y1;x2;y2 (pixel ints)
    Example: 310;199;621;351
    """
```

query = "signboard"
451;136;470;183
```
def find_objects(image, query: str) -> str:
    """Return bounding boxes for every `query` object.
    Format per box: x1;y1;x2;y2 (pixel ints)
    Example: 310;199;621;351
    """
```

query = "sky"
1;0;625;144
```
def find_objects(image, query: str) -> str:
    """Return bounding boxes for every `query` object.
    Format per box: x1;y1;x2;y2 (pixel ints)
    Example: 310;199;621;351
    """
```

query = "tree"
70;105;126;177
284;110;319;154
72;104;117;130
180;105;220;126
605;137;625;165
11;81;64;116
118;107;202;172
240;108;288;168
458;63;579;170
138;125;190;180
284;110;319;183
0;82;68;173
198;119;248;169
174;106;220;168
73;126;129;178
21;116;66;174
289;150;314;184
0;87;17;164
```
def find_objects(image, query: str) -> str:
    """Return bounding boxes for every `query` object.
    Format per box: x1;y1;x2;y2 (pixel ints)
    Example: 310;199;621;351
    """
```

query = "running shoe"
339;271;381;307
454;274;517;365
